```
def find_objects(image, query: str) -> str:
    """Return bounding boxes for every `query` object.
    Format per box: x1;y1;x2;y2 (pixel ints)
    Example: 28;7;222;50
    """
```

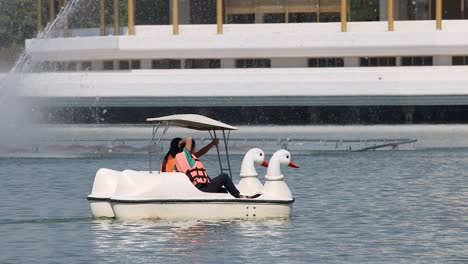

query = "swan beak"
288;161;300;168
261;160;269;167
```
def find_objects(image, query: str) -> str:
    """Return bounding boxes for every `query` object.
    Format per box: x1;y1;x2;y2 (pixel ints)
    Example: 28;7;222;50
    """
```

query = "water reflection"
90;218;293;262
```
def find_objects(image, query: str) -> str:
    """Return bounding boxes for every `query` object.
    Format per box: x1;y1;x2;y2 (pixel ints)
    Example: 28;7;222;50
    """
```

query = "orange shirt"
164;156;177;172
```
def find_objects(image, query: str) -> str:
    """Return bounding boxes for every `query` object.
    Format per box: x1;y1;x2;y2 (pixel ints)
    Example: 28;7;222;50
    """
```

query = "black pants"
200;173;240;198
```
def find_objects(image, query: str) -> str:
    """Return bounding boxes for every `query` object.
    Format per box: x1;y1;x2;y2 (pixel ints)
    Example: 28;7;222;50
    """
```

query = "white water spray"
0;0;84;153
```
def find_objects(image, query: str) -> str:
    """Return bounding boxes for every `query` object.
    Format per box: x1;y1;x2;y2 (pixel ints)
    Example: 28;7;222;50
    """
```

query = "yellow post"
216;0;223;34
387;0;394;31
99;0;106;36
173;0;179;35
114;0;120;35
128;0;135;35
49;0;55;23
340;0;347;32
436;0;442;30
37;0;43;32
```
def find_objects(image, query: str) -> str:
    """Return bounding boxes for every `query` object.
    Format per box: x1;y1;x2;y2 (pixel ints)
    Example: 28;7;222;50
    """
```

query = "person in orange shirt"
161;137;219;172
161;137;182;172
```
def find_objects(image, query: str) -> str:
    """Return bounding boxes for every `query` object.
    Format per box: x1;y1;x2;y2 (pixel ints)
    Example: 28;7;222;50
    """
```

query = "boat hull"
88;198;114;218
110;199;294;220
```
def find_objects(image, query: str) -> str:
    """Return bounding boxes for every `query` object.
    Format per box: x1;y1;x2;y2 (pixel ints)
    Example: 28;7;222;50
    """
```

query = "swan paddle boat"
87;114;299;220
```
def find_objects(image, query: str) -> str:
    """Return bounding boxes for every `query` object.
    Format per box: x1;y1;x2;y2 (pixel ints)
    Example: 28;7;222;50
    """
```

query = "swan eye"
286;155;289;159
260;153;263;156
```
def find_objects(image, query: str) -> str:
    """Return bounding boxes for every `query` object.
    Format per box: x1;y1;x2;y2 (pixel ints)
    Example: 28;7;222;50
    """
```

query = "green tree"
0;0;38;68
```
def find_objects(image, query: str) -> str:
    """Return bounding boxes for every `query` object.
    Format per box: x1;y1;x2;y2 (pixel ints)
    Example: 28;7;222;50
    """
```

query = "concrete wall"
17;66;468;107
26;21;468;62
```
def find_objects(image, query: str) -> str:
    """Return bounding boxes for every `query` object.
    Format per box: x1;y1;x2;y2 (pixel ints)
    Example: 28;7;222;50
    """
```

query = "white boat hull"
110;199;293;220
89;199;114;218
87;148;297;220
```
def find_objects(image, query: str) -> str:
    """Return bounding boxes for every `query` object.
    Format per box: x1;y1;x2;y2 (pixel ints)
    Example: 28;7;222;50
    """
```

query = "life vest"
164;156;177;172
175;151;211;186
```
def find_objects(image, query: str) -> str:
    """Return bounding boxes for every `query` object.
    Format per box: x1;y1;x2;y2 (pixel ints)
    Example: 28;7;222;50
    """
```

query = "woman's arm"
194;138;219;157
178;137;193;151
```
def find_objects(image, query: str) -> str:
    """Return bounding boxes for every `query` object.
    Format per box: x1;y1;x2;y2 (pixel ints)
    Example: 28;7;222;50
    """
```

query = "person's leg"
201;173;240;198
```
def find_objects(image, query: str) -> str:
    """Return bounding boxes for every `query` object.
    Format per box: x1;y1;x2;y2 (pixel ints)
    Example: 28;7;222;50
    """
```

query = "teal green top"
183;147;196;167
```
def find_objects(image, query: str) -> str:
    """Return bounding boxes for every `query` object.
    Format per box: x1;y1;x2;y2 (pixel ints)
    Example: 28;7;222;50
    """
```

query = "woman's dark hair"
168;137;182;157
161;137;182;172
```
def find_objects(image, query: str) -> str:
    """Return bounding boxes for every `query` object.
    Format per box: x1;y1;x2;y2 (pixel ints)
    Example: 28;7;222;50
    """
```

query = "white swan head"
240;148;269;178
266;149;299;181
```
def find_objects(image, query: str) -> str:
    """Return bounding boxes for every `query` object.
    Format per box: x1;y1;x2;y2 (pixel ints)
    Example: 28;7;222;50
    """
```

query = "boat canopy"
146;114;236;177
146;114;238;131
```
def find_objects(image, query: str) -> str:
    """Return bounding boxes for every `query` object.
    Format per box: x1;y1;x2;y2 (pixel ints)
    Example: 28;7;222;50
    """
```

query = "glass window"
397;0;431;20
288;13;317;22
264;13;285;23
360;57;397;67
119;61;129;70
349;0;380;21
81;61;92;71
227;14;255;24
224;0;343;24
185;59;221;69
152;59;181;69
136;0;170;25
422;56;432;66
131;60;141;69
452;56;468;65
319;12;340;22
190;0;217;24
308;58;344;67
236;59;271;68
67;62;77;71
402;56;433;66
56;62;67;71
103;61;114;70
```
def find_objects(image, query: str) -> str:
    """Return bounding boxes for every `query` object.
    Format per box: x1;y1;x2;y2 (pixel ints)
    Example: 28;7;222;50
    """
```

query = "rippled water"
1;149;468;263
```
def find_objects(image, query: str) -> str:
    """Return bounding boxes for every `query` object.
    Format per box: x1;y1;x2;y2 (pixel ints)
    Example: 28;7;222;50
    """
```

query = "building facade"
17;0;468;124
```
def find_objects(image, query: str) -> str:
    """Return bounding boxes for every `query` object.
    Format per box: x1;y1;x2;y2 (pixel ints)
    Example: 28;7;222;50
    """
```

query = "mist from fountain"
0;0;85;154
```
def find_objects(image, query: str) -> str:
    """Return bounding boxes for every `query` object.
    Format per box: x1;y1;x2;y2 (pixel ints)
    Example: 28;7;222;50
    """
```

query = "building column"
220;59;235;68
341;0;347;32
344;57;359;67
433;55;451;66
113;0;120;35
100;0;106;36
388;0;394;31
141;59;152;69
37;0;43;32
436;0;442;30
255;13;264;23
172;0;179;35
128;0;135;35
217;0;223;34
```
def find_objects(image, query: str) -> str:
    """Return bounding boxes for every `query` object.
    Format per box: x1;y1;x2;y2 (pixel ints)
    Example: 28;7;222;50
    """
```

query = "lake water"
1;149;468;263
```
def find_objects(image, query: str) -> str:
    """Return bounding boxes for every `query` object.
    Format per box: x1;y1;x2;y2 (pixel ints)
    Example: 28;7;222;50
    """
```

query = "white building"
18;0;468;124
